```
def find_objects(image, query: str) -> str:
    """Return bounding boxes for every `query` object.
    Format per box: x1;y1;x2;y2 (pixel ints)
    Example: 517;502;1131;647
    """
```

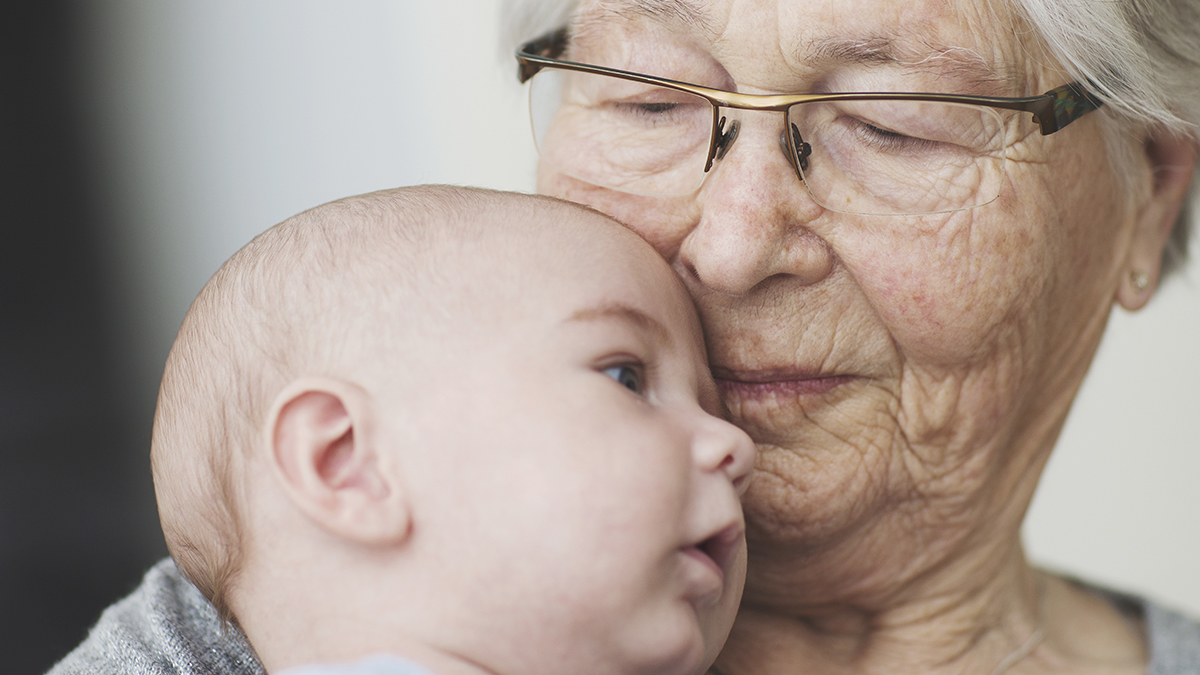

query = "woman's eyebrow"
576;3;1021;93
566;303;673;347
585;0;711;31
803;34;1018;91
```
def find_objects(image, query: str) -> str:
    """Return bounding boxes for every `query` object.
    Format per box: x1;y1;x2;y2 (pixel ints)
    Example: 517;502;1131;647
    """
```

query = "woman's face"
536;0;1151;605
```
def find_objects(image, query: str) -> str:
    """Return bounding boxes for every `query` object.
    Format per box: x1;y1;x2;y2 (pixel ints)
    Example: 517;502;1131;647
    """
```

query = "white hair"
1010;0;1200;276
501;0;1200;277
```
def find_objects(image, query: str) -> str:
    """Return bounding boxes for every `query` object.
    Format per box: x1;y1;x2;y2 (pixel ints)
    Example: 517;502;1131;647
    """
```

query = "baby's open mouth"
692;523;743;575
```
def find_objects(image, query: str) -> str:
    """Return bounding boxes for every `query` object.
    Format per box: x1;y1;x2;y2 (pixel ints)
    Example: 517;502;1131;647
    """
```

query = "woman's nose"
678;111;835;296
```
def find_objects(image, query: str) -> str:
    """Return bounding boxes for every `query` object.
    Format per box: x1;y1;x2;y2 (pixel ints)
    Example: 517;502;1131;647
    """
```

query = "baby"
150;186;756;675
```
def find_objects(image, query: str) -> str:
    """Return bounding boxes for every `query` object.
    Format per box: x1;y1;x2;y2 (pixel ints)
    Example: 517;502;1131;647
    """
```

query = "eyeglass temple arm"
517;28;569;83
1043;81;1104;134
953;82;1103;135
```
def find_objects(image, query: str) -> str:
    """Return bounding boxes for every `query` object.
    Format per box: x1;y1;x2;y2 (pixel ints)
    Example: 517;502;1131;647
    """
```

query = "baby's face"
388;214;756;675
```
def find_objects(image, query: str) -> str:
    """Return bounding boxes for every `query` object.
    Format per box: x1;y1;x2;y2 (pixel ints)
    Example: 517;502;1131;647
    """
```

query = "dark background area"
2;3;167;673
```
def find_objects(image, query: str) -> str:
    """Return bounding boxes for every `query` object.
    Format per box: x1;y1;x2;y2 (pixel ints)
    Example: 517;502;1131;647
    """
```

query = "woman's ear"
1117;128;1198;311
265;377;411;545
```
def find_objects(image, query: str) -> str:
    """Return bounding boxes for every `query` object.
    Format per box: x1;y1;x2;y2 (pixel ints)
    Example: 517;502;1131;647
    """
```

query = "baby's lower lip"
680;545;725;604
682;545;723;581
680;524;743;603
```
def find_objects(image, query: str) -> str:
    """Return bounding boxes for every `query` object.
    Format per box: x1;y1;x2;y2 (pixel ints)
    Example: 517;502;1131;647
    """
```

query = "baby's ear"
265;378;410;545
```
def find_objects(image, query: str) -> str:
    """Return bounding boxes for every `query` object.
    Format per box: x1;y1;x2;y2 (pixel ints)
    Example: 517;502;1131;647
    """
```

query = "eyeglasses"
516;29;1102;216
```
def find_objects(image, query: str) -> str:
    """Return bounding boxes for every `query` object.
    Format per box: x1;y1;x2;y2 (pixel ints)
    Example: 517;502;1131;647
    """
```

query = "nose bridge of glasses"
712;115;740;163
707;106;806;181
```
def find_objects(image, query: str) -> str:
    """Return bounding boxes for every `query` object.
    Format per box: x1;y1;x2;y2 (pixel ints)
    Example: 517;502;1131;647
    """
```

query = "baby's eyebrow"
567;303;673;347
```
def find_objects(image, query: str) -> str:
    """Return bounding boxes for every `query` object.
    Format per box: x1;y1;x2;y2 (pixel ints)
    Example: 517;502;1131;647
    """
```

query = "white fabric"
276;655;438;675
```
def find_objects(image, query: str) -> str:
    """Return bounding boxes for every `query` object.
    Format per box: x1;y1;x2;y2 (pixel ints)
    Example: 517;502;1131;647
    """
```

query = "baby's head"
151;186;755;675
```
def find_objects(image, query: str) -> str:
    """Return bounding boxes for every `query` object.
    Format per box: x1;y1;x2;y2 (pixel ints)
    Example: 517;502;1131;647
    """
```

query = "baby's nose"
697;414;757;494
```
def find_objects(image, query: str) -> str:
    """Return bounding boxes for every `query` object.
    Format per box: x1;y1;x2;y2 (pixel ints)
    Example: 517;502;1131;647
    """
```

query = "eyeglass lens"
529;68;1014;215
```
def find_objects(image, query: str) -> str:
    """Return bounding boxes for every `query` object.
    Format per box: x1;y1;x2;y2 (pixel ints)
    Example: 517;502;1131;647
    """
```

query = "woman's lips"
712;368;855;399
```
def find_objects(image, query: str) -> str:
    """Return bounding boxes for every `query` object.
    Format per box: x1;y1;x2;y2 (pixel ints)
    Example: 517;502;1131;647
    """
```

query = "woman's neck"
714;562;1146;675
717;537;1040;670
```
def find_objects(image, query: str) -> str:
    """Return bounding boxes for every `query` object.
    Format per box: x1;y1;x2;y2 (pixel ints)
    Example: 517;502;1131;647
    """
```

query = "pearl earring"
1131;271;1149;291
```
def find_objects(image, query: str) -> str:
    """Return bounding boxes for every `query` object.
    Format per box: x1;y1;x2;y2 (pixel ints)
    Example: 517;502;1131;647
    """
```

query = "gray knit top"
48;559;264;675
48;559;1200;674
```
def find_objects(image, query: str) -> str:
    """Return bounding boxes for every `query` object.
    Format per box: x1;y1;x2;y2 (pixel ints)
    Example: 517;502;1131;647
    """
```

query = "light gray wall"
83;0;1200;616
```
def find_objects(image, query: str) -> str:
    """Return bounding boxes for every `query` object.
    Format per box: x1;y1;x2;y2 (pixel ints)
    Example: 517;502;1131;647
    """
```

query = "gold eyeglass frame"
516;28;1104;205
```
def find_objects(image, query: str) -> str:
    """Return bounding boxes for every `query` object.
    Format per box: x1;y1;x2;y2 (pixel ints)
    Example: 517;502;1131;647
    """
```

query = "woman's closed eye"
603;363;645;394
849;118;940;153
622;101;678;115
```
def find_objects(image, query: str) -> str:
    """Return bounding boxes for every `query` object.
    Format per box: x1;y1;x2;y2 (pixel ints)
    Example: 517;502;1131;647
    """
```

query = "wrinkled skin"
536;0;1197;672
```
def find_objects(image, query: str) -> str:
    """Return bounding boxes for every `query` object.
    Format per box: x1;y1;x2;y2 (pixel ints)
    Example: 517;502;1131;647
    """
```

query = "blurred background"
2;1;1197;673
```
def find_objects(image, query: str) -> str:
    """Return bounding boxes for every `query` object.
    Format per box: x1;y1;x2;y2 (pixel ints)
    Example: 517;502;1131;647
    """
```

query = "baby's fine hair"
151;185;603;622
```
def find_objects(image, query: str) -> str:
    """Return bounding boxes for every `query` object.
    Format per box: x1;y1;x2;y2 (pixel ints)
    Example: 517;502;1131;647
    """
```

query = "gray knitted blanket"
48;559;1200;674
47;559;264;675
1148;599;1200;675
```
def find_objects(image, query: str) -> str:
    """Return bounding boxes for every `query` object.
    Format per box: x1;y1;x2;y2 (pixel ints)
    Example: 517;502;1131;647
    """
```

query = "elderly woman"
47;1;1197;674
508;0;1200;673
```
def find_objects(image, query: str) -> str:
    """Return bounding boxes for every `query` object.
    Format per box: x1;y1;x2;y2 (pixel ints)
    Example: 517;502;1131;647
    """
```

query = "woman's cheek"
838;203;1049;370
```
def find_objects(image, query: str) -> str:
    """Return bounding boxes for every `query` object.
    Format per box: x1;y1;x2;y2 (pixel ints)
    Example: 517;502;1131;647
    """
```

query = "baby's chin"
611;549;745;675
604;606;709;675
652;596;743;675
693;604;739;672
695;548;747;671
636;629;711;675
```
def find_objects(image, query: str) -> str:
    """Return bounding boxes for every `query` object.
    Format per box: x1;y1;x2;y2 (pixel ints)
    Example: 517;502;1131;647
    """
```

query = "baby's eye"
602;364;644;394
